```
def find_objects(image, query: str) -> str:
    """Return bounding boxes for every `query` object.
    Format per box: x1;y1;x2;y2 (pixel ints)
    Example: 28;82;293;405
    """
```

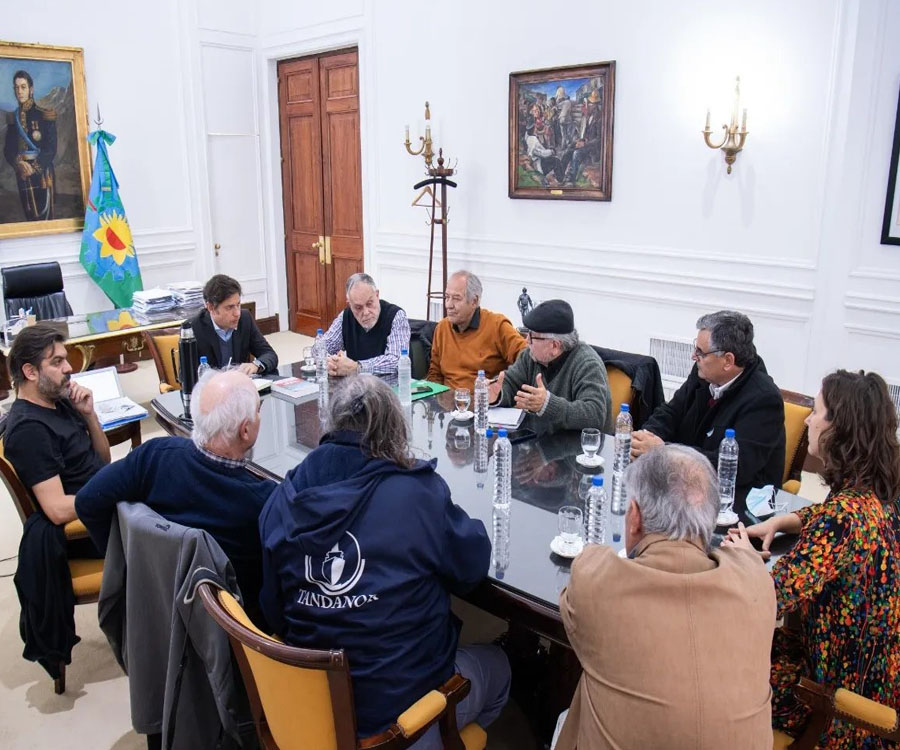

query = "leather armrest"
159;383;177;393
396;690;447;738
64;519;89;541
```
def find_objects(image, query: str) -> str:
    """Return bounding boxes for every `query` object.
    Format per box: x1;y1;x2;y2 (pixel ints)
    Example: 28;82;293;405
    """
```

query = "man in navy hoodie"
259;375;510;745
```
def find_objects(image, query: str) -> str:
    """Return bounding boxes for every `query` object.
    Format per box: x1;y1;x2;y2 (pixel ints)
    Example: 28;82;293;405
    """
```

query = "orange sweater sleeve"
426;321;445;383
498;317;527;366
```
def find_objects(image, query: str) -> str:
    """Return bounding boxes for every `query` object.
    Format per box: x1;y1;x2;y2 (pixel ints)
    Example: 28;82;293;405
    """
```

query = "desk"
0;306;204;397
151;364;805;647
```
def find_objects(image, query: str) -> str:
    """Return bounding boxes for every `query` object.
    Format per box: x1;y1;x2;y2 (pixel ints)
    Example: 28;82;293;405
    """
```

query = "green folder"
393;379;450;402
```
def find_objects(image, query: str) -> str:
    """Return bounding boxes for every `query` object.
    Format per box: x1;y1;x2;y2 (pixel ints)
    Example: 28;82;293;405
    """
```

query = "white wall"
4;0;898;397
0;0;202;311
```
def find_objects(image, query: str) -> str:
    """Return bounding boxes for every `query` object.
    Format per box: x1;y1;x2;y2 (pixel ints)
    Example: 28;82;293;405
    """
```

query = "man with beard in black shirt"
4;324;110;526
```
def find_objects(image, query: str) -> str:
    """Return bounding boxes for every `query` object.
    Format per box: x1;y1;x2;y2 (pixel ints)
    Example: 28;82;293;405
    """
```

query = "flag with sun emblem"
79;130;143;308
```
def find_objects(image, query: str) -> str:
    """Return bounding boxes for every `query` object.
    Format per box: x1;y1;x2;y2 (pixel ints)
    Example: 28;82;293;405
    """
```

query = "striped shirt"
323;308;411;375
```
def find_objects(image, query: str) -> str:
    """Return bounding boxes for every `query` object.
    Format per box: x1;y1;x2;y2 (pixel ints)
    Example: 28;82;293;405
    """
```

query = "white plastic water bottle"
491;504;510;578
197;355;210;380
717;428;739;522
611;403;633;515
315;328;327;383
474;369;489;431
492;428;512;509
475;427;492;489
397;347;412;406
586;475;607;544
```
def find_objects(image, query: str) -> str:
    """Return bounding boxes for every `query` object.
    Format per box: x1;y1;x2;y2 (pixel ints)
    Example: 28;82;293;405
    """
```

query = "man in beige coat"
556;444;776;750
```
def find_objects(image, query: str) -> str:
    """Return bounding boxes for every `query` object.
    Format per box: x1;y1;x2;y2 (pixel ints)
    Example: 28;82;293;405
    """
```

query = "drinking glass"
558;506;584;550
454;389;471;415
302;346;314;368
581;428;601;461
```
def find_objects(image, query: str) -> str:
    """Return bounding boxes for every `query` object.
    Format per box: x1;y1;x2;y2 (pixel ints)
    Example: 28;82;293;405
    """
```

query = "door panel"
278;58;326;334
320;50;363;320
279;48;362;332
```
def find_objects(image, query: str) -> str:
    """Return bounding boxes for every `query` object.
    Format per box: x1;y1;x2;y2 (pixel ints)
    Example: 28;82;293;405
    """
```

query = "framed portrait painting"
0;41;91;239
509;60;616;201
882;83;900;245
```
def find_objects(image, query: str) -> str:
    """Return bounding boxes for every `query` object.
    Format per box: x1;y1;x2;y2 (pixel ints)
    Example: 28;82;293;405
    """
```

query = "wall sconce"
405;101;435;170
702;76;748;174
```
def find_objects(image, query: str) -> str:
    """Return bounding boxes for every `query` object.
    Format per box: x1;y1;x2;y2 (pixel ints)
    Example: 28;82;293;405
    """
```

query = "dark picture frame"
509;61;616;201
882;84;900;245
0;41;91;239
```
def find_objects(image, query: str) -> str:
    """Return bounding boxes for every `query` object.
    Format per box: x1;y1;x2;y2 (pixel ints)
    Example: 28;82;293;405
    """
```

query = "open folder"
70;367;148;429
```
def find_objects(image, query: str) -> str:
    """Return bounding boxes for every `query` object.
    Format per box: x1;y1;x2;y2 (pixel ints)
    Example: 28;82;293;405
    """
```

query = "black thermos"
178;321;199;418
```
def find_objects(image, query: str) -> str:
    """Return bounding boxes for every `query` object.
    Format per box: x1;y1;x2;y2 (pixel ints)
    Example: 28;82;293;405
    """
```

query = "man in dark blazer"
189;274;277;375
631;310;785;513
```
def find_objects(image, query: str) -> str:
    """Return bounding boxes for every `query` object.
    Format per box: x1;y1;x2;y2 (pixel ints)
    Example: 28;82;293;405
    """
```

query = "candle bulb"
705;109;711;130
405;124;410;141
741;108;747;131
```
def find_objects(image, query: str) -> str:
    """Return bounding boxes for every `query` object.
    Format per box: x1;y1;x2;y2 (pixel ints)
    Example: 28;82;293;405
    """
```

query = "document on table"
487;407;525;429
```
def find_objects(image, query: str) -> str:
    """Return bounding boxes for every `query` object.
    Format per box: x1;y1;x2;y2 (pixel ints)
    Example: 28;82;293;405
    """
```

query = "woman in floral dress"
725;369;900;748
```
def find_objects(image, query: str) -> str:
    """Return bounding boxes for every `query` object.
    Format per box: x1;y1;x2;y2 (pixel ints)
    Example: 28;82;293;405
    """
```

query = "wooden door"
278;48;363;335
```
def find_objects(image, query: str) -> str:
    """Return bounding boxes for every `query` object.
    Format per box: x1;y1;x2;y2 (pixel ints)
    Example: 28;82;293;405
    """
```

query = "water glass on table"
558;505;584;553
580;428;601;464
454;388;471;417
302;346;315;369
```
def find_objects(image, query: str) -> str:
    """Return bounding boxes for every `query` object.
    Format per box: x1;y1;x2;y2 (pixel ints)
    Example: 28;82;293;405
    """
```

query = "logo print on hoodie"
304;531;366;595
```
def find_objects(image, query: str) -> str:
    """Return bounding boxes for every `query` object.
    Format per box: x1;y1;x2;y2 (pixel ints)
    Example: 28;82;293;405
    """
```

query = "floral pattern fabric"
771;488;900;749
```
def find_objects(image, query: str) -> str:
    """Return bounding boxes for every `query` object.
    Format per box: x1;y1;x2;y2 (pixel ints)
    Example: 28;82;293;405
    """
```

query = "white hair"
544;329;580;352
190;369;259;449
624;444;719;550
345;272;377;296
450;270;483;302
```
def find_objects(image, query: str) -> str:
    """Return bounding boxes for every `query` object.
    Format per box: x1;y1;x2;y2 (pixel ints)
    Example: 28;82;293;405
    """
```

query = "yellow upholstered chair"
197;583;487;750
780;390;814;495
606;364;634;416
0;435;104;694
772;677;900;748
143;326;182;393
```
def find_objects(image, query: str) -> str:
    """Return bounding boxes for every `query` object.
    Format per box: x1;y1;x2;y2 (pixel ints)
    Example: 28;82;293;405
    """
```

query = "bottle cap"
620;403;630;412
401;348;409;356
592;476;604;487
478;369;485;376
498;428;508;438
316;328;323;335
200;356;207;364
725;428;736;438
485;428;493;437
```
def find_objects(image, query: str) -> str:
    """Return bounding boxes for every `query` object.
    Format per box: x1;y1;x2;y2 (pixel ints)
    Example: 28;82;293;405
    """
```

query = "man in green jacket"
489;299;612;434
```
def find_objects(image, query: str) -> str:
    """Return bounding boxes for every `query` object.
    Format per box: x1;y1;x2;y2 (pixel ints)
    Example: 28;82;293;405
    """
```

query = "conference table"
151;362;806;647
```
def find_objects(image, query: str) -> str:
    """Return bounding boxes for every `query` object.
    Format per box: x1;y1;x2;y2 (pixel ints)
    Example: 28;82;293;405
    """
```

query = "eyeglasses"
692;338;723;360
527;332;550;342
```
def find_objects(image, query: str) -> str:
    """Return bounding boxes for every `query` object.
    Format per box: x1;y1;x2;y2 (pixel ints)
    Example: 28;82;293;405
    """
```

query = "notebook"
70;367;148;429
487;406;525;429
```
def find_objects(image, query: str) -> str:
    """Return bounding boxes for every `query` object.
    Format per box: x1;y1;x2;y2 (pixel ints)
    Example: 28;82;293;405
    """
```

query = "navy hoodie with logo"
258;431;491;737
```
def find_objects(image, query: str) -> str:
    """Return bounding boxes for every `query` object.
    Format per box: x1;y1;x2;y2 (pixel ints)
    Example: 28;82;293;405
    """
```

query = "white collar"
709;371;742;400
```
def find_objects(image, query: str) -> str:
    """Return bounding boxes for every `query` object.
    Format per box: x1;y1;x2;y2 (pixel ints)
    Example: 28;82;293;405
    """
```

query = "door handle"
312;236;325;264
214;243;221;257
325;236;332;265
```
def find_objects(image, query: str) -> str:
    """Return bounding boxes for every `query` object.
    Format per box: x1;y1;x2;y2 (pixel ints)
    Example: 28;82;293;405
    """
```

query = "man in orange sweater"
426;270;527;391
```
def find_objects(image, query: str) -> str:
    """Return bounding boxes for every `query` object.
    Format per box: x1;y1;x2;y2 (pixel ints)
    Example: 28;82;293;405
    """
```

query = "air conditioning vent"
649;337;694;400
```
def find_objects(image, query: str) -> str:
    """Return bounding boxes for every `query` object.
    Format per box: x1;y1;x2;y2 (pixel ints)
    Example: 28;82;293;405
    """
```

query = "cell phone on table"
504;427;537;444
411;384;432;395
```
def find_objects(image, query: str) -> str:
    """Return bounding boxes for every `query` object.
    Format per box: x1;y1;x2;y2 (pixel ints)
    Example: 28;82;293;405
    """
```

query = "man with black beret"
488;300;612;433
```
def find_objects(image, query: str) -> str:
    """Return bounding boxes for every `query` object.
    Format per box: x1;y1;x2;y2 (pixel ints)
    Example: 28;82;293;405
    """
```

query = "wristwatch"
252;358;264;373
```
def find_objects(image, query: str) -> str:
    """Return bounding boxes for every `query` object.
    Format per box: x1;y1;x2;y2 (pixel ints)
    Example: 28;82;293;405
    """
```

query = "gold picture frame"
0;41;91;239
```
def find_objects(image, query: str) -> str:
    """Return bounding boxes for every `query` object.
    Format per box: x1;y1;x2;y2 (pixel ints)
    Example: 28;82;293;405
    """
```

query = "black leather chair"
2;261;73;321
409;318;437;380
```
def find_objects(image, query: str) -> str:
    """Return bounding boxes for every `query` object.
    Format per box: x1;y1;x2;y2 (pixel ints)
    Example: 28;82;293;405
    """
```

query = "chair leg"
54;663;66;694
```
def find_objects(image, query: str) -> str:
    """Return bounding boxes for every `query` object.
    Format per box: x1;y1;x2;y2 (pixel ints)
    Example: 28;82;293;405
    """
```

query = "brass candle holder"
702;76;749;174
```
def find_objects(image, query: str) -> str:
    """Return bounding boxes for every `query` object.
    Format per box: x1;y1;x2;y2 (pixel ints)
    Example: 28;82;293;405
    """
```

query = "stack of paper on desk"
487;407;525;429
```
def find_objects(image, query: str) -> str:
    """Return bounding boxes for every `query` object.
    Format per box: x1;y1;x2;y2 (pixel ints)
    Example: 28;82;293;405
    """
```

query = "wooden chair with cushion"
772;677;900;748
197;583;487;750
143;326;182;393
605;364;634;416
780;389;814;495
0;437;102;694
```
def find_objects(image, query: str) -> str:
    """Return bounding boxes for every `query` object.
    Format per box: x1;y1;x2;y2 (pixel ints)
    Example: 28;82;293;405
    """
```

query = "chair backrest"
198;583;358;750
781;389;813;487
2;261;73;320
606;364;634;415
408;318;437;381
0;435;37;524
143;327;182;392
